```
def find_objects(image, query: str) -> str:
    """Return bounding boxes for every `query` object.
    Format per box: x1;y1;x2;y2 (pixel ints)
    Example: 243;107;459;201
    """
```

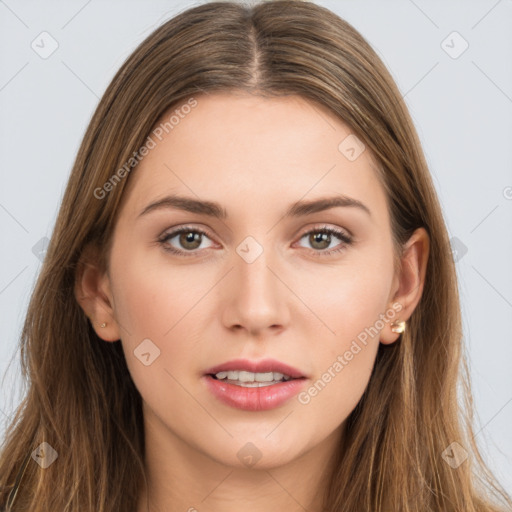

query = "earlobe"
380;227;430;345
380;314;407;345
74;245;121;342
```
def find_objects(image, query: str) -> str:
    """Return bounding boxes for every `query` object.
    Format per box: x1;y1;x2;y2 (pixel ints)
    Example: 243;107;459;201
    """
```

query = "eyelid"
160;222;352;241
296;223;353;240
158;224;217;250
293;224;353;254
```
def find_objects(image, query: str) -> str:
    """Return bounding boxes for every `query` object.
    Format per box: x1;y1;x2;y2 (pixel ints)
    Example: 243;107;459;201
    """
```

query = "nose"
221;248;290;337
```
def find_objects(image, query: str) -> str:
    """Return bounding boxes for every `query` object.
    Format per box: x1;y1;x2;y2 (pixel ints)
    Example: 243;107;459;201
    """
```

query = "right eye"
158;226;216;256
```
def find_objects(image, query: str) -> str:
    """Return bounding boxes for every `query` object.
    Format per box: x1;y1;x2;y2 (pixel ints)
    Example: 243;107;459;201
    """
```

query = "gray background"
1;0;511;493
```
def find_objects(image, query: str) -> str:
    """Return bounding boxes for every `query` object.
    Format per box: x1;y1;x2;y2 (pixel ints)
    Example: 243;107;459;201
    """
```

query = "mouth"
207;370;303;387
202;358;308;411
204;357;307;383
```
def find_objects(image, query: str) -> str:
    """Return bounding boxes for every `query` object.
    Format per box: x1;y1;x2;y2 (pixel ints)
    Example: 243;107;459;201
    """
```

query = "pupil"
181;232;201;249
311;232;330;249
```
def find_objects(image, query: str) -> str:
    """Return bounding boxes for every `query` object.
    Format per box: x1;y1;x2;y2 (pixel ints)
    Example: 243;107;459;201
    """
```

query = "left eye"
296;227;352;254
158;226;352;257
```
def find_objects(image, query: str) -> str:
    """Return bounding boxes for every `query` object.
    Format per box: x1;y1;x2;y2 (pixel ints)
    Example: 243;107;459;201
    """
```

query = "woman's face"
94;92;415;470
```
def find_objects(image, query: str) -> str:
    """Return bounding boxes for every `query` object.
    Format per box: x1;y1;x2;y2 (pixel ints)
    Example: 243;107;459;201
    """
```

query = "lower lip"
203;375;307;411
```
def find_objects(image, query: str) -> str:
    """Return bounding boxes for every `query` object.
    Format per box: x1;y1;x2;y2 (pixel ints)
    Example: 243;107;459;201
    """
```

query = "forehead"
119;92;387;221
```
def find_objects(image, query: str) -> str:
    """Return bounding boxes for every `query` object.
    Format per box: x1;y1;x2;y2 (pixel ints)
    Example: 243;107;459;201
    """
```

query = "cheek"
108;247;204;375
293;250;393;419
109;253;208;419
296;286;383;429
298;346;377;432
110;245;208;339
299;247;393;344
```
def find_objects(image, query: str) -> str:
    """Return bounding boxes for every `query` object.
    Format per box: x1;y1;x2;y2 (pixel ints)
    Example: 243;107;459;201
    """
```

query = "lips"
202;358;309;411
204;358;307;380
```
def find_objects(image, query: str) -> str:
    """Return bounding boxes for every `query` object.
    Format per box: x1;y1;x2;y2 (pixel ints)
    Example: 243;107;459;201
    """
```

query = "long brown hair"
1;1;510;510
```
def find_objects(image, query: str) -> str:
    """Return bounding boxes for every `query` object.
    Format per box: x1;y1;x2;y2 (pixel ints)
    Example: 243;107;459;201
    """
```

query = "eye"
296;225;353;256
158;226;214;256
158;224;353;258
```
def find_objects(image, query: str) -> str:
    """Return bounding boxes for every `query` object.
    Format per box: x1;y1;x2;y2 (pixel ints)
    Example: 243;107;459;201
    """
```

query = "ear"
380;227;430;345
74;244;121;342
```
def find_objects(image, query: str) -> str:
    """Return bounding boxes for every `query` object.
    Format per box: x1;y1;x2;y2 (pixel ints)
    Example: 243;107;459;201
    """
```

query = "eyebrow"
137;193;371;219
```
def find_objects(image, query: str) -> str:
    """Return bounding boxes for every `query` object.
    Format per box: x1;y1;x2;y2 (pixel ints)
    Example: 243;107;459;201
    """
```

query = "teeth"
214;370;293;382
230;381;280;388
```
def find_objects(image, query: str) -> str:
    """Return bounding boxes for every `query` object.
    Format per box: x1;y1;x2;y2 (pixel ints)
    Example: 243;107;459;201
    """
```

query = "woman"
0;1;510;511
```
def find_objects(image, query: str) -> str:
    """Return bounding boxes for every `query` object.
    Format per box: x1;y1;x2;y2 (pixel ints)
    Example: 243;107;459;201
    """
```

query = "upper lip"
204;358;306;379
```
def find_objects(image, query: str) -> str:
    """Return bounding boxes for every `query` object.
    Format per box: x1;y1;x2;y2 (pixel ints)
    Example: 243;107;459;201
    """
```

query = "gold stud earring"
100;322;107;328
391;320;406;334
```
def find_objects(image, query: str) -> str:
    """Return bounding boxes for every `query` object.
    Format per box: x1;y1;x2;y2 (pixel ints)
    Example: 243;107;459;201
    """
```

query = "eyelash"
157;225;353;258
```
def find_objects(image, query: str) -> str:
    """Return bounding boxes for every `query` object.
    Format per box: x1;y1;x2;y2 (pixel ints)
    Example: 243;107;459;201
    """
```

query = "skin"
76;91;429;512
